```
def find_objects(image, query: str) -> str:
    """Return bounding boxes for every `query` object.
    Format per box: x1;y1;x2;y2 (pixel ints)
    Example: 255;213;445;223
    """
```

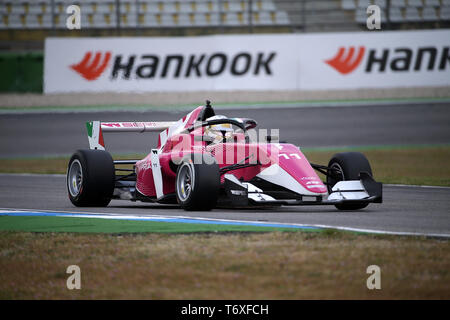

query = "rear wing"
86;121;176;150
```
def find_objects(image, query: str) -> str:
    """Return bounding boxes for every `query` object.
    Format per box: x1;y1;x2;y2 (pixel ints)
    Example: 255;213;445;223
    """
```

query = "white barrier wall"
44;29;450;93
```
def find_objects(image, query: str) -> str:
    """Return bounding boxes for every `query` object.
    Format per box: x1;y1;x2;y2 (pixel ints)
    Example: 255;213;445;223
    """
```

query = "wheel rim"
327;162;344;191
177;164;193;201
68;159;83;197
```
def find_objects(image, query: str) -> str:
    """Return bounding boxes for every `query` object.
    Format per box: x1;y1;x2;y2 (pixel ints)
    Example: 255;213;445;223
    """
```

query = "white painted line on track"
384;183;450;189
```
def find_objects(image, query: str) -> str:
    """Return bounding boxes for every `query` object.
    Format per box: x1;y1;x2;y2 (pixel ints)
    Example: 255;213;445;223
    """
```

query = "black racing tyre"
175;153;220;211
67;149;115;207
326;152;373;211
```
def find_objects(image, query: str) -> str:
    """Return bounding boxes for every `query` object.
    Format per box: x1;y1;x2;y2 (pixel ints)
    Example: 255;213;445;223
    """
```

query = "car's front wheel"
326;152;373;210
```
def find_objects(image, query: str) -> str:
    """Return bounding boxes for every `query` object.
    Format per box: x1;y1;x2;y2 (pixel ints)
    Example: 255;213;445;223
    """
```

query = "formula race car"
67;101;382;211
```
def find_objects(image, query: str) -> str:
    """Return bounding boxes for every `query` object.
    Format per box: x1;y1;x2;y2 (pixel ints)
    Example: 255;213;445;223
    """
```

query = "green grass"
0;215;317;234
302;145;450;187
1;96;450;114
1;145;449;186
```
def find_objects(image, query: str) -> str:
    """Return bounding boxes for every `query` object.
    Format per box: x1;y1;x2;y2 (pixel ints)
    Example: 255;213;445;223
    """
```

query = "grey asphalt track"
0;174;449;236
0;102;449;236
0;102;449;158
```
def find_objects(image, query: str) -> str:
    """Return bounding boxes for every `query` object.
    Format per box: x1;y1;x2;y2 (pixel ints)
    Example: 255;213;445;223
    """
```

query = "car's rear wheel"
67;149;115;207
176;154;220;211
327;152;373;210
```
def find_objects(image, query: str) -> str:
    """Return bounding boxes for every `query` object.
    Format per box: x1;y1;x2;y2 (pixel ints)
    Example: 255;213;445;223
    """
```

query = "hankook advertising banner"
44;29;450;93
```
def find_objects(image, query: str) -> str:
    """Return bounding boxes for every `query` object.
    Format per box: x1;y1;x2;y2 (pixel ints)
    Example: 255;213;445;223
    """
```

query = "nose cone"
257;144;328;196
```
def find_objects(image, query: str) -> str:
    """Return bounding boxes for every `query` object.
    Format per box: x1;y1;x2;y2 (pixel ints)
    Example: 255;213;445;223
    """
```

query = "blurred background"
1;0;450;93
0;1;448;162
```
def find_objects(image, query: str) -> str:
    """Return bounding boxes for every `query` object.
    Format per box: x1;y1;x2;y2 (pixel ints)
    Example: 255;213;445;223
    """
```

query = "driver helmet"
204;115;234;143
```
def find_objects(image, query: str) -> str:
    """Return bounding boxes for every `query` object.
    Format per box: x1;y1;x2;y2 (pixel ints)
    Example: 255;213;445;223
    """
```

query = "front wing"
223;172;382;207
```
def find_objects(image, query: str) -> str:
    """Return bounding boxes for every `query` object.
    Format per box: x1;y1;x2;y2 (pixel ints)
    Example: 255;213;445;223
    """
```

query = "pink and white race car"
67;101;382;211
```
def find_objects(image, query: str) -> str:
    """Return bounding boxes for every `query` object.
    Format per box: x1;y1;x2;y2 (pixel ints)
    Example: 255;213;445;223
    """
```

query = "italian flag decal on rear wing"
86;121;105;150
86;121;176;150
